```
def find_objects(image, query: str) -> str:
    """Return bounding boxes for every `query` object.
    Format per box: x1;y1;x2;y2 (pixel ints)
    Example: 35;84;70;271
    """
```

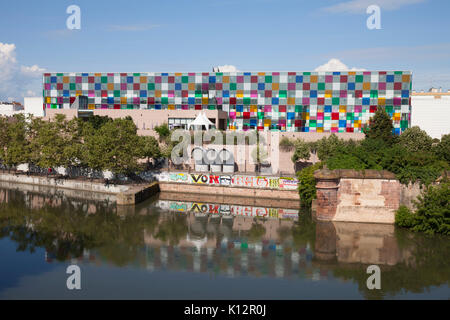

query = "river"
0;186;448;299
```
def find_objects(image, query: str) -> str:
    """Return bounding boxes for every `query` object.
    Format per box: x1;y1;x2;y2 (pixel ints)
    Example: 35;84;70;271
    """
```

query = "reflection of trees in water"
0;188;160;264
1;188;449;297
154;214;188;246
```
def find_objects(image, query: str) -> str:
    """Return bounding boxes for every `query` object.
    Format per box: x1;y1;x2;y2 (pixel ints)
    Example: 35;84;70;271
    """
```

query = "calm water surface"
0;186;448;299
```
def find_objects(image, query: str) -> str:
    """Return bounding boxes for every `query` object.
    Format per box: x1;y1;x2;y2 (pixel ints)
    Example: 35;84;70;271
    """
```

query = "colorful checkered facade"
43;71;412;133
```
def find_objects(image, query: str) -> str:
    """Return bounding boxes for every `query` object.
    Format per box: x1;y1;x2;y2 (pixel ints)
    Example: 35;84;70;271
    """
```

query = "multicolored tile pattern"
43;71;412;133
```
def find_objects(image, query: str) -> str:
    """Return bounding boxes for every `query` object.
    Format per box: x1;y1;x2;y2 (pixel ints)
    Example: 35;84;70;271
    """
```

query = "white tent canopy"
188;112;216;130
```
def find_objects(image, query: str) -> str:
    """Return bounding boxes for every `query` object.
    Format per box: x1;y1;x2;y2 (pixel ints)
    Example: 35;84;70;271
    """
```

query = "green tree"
291;138;311;162
363;107;395;145
398;126;433;153
434;134;450;164
3;114;32;169
154;123;170;142
83;118;142;175
139;135;161;164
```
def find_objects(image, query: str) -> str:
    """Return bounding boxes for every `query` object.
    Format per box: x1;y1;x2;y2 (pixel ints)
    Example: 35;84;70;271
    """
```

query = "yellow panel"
378;97;385;105
107;83;114;90
140;77;147;83
155;90;161;97
188;83;195;90
325;90;332;98
258;72;265;76
348;71;356;75
94;73;101;77
168;104;175;110
175;73;182;76
402;75;410;83
222;76;229;83
287;97;295;105
272;83;279;90
363;82;371;90
310;75;318;83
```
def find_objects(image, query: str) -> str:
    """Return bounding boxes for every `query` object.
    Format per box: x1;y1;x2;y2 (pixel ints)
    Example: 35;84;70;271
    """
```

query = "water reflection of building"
315;222;413;266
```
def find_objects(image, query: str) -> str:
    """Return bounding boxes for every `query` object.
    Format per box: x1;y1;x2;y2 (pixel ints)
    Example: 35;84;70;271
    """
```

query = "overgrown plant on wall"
395;180;450;235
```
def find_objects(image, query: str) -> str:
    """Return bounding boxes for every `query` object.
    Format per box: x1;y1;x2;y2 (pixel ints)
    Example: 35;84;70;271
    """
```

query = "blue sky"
1;0;450;101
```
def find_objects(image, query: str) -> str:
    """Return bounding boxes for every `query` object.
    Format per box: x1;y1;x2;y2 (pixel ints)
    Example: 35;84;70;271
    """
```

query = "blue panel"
401;90;409;98
324;105;332;113
362;98;370;105
339;120;346;127
387;75;394;82
287;112;295;119
188;97;195;104
175;83;181;90
272;98;279;105
236;105;244;112
296;76;303;83
348;83;355;90
258;83;265;90
95;83;101;90
209;76;216;83
127;77;133;83
310;90;317;98
140;90;147;97
155;104;162;110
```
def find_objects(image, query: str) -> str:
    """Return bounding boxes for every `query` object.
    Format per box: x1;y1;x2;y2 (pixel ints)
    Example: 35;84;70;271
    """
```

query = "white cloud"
323;0;426;14
0;42;45;102
314;58;366;72
213;65;240;72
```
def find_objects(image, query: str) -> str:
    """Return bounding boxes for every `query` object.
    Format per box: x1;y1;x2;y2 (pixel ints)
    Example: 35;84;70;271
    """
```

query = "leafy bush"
291;138;311;162
297;162;323;208
395;205;416;228
279;137;295;151
398;126;433;153
395;181;450;235
434;134;450;164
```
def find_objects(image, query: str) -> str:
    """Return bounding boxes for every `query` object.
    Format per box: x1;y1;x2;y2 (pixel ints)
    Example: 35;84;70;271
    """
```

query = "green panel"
161;97;168;104
279;90;287;98
114;90;120;97
385;106;393;113
309;120;316;127
148;83;155;90
182;76;188;83
303;72;311;75
195;91;202;98
355;75;363;83
70;83;76;90
101;76;107;83
127;104;133;109
394;71;402;75
346;113;353;120
265;76;272;83
332;97;340;105
370;90;378;98
318;83;325;90
257;112;264;119
243;97;250;105
230;83;236;90
295;105;302;112
133;73;140;76
208;105;215;110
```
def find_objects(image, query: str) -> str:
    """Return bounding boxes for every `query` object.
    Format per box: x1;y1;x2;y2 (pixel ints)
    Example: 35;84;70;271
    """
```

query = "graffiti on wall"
156;200;299;219
158;172;299;190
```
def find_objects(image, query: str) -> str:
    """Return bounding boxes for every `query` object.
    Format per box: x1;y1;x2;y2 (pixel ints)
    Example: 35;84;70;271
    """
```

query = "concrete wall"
159;182;299;202
24;97;45;117
0;173;129;194
411;93;450;139
314;169;400;224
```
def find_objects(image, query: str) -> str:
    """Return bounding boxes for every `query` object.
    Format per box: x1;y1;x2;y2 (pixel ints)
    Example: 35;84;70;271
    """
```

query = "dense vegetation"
0;114;161;177
292;108;450;233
